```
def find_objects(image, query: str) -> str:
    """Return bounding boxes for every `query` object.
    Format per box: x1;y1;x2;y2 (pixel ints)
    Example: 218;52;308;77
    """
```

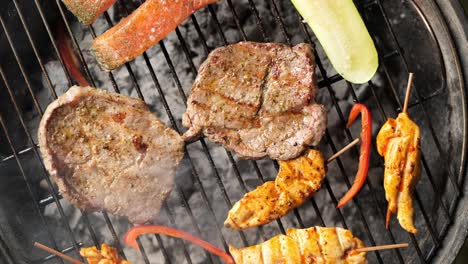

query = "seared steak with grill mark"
38;86;184;224
183;42;327;160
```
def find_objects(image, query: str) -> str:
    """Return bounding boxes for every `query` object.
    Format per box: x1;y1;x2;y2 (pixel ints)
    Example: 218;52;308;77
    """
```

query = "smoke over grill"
0;0;466;264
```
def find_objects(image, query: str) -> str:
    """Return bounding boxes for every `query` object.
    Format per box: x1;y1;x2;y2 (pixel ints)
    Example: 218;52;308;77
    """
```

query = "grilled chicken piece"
376;112;421;233
80;243;131;264
229;226;367;264
224;149;326;230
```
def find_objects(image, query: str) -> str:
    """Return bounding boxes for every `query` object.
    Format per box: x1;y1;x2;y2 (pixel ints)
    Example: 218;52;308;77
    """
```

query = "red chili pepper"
124;225;235;264
337;103;372;208
57;23;90;87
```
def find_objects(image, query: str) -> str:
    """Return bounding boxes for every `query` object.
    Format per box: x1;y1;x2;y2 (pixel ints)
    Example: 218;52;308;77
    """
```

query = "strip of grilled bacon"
229;226;367;264
224;149;326;230
376;112;421;233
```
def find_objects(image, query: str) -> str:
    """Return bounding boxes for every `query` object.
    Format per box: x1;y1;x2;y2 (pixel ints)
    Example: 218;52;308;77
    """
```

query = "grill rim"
429;0;468;262
0;0;466;263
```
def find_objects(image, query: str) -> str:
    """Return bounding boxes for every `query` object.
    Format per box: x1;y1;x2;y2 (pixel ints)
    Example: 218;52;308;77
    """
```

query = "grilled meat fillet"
229;226;367;264
225;149;326;230
92;0;218;70
62;0;117;25
182;42;327;160
38;86;184;224
376;112;421;233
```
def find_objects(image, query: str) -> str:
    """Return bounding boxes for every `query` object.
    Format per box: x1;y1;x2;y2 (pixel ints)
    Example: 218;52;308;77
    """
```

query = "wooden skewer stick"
354;243;409;253
402;72;414;113
327;138;360;163
34;242;84;264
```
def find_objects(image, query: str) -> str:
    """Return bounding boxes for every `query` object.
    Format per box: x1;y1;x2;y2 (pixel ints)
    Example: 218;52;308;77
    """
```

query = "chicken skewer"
34;242;131;264
225;139;359;230
34;242;84;264
229;226;408;264
376;73;421;233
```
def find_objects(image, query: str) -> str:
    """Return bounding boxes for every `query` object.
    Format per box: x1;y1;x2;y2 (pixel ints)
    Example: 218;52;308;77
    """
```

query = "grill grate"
0;0;464;263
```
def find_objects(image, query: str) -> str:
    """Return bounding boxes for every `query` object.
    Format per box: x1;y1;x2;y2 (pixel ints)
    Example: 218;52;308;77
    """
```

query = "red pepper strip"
124;225;235;264
57;23;90;87
337;103;372;208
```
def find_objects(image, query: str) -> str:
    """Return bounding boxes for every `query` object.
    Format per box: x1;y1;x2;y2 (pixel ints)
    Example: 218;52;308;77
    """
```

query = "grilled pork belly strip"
62;0;117;25
38;86;184;224
229;226;367;264
183;42;327;160
92;0;218;71
225;149;326;230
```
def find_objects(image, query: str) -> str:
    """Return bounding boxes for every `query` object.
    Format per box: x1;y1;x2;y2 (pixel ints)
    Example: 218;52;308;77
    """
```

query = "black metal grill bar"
70;2;243;261
110;2;244;256
173;20;288;239
135;44;219;264
14;1;148;261
180;4;295;237
363;4;451;225
101;212;127;259
0;80;65;264
376;41;451;221
246;0;268;41
86;11;204;263
375;0;461;195
208;0;333;236
358;2;446;262
98;1;247;255
13;0;106;252
0;18;43;115
11;0;57;99
1;76;443;163
158;38;251;247
290;1;444;262
0;17;89;261
0;0;460;263
53;5;214;263
39;194;62;206
32;0;73;86
361;6;444;250
264;1;385;262
365;82;409;263
225;0;248;40
369;77;434;263
368;79;429;263
54;0;97;88
379;50;452;231
118;2;239;261
378;61;443;245
236;0;350;234
11;1;133;259
359;1;459;261
229;0;312;233
0;66;97;257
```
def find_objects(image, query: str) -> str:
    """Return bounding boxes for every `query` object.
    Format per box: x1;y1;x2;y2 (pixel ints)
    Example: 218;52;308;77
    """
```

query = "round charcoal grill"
0;0;466;263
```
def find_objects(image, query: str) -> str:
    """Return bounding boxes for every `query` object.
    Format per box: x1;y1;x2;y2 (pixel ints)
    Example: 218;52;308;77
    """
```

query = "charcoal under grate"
0;0;466;263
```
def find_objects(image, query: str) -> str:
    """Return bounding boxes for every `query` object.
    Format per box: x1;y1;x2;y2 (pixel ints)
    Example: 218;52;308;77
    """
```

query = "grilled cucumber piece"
292;0;378;84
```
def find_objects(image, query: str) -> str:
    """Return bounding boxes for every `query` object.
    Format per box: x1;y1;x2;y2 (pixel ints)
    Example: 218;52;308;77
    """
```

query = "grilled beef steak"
183;42;327;160
38;86;184;224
